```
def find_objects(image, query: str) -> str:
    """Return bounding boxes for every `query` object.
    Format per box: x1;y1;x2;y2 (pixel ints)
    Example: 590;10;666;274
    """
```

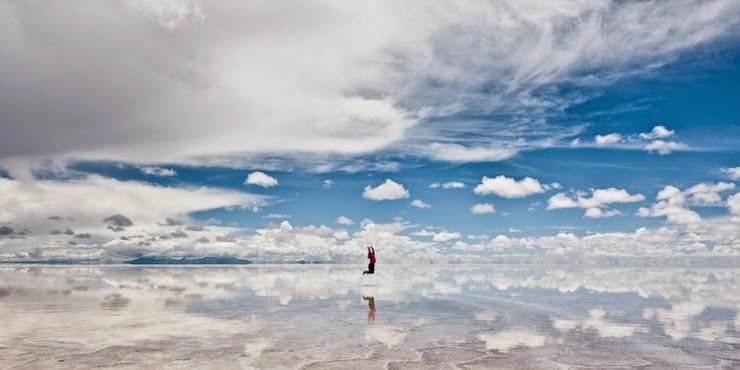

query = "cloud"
244;171;278;188
477;329;545;352
639;125;675;139
728;192;740;216
422;143;518;162
410;199;431;209
470;203;495;215
645;140;688;155
637;182;735;224
336;216;354;226
140;166;176;177
432;231;461;242
441;181;465;189
0;174;264;260
595;133;622;146
1;1;738;167
264;213;290;219
362;179;410;201
473;176;546;198
322;179;335;188
721;167;740;180
547;188;645;218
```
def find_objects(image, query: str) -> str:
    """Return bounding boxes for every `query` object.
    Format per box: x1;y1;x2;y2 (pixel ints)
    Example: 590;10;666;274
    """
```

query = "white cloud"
322;179;335;189
721;167;740;180
410;199;431;209
639;125;675;139
474;176;546;198
637;182;735;224
471;203;495;215
429;183;440;189
422;143;518;162
140;166;176;177
362;179;410;201
728;192;740;217
244;171;278;188
645;140;688;155
477;329;546;352
432;231;461;242
442;181;465;189
595;133;622;146
1;1;738;168
336;216;354;226
584;207;622;219
264;213;290;219
547;188;645;218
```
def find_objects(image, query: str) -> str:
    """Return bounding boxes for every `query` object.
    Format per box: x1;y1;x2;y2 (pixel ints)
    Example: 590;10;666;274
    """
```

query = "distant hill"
126;256;253;265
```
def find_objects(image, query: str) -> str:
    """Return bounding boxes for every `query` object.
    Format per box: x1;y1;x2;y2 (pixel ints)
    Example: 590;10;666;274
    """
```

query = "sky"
0;0;739;263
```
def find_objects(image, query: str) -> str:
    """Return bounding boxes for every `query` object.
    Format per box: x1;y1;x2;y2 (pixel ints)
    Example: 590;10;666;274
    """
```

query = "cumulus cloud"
470;203;495;215
336;216;354;226
362;179;410;201
473;176;546;198
645;140;689;155
639;125;675;139
637;182;735;224
244;171;278;188
140;166;176;177
432;231;461;242
410;199;431;209
322;179;335;188
720;167;740;180
547;188;645;218
728;192;740;217
595;133;623;146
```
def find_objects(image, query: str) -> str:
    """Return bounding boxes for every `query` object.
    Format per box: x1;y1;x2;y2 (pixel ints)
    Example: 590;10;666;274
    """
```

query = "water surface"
1;265;738;369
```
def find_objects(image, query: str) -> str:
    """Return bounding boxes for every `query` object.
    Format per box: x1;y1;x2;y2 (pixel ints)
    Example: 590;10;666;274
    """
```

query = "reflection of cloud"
655;301;706;340
365;326;407;348
477;329;546;352
474;311;496;322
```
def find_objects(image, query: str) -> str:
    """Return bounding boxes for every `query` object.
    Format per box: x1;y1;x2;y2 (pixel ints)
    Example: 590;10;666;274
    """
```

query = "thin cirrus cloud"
430;181;466;189
363;179;410;201
1;1;738;166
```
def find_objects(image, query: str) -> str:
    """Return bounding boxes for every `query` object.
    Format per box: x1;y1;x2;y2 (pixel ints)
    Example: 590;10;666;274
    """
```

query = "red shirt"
368;251;376;264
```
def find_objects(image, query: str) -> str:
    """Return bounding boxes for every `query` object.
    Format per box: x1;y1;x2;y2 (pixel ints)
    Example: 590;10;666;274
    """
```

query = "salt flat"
0;264;738;369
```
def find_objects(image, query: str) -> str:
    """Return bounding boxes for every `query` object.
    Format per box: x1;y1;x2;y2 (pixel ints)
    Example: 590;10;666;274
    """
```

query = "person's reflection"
363;296;376;325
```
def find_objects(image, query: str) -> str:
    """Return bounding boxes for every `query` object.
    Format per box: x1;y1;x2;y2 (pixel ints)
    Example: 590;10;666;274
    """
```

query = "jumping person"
362;246;376;275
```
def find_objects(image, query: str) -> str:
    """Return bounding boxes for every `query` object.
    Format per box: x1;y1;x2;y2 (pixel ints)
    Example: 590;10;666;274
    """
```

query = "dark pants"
363;263;375;274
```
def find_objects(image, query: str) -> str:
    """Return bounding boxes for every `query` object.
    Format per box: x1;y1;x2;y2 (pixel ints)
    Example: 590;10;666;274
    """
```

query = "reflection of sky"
1;265;738;368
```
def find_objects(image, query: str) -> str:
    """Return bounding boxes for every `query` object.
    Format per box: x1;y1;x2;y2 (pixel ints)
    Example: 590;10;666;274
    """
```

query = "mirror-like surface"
1;265;738;369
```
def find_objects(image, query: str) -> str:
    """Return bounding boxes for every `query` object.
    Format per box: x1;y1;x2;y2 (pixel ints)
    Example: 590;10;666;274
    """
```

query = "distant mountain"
126;256;253;265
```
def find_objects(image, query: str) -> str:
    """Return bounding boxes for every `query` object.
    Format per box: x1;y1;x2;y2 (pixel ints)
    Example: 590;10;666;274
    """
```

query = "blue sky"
0;1;738;262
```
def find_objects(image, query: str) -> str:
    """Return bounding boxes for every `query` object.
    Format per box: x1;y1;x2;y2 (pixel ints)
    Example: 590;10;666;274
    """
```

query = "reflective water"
0;265;738;369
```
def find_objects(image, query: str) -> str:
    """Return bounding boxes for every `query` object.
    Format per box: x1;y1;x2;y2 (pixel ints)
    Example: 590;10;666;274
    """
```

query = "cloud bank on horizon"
0;0;739;262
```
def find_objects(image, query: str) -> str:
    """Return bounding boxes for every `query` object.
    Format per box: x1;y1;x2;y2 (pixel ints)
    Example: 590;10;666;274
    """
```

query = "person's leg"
369;263;374;274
